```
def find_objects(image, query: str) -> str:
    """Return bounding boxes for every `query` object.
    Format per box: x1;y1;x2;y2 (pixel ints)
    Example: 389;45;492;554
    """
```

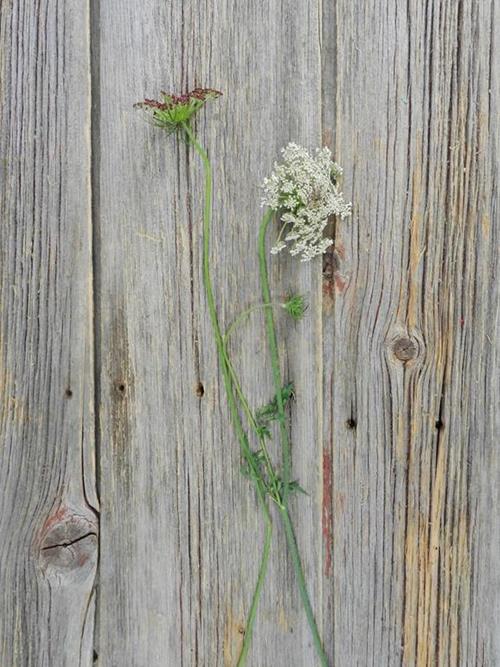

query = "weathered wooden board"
321;0;499;665
0;1;98;666
1;0;498;665
94;1;325;665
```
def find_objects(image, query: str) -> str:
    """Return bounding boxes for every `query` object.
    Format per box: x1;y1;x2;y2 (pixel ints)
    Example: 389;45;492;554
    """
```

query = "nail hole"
346;418;357;430
195;382;204;398
65;388;73;398
117;383;126;393
93;650;98;662
435;419;444;430
238;625;245;635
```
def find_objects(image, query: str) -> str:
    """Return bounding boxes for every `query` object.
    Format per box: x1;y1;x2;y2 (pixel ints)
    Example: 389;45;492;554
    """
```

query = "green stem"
223;301;293;502
223;302;283;343
236;519;272;667
258;210;291;501
280;507;328;666
258;209;329;667
182;122;272;665
222;350;281;504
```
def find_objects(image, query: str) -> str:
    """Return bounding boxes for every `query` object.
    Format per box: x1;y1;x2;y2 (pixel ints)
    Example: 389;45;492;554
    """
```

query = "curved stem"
224;302;282;343
223;300;294;502
258;210;329;666
222;349;280;503
182;122;272;665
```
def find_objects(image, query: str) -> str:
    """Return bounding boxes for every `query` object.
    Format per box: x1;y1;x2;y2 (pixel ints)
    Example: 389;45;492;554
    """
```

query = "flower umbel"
135;88;222;134
261;142;351;261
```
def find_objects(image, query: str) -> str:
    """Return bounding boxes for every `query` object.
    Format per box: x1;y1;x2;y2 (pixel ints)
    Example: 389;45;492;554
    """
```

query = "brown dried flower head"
135;87;222;134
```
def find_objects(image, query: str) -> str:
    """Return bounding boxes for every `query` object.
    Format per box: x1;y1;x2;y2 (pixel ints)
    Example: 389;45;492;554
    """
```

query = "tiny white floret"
261;143;351;261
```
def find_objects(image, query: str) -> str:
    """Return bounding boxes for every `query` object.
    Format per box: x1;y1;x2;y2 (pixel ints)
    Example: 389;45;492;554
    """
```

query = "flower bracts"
135;88;222;134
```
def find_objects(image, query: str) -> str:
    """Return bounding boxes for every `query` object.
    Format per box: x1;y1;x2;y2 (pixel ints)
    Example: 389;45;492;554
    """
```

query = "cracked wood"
321;0;499;664
0;1;98;666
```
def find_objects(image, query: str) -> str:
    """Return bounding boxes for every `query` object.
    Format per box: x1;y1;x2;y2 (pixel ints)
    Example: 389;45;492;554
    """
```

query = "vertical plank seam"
89;0;101;663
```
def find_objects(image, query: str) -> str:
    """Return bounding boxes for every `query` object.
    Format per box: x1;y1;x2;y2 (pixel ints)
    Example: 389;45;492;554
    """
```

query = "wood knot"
391;336;418;361
387;329;424;366
37;505;98;578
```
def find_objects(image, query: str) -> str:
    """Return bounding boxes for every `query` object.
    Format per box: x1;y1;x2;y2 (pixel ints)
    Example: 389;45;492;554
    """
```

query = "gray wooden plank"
0;1;97;666
321;0;499;664
94;0;326;664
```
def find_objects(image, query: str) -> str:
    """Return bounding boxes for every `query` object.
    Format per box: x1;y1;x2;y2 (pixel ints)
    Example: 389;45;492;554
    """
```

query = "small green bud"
282;294;307;320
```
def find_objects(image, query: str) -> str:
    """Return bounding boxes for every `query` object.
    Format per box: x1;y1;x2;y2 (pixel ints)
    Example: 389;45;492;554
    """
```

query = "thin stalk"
280;507;328;666
223;302;283;343
258;210;329;667
258;210;291;500
236;519;272;667
222;350;281;504
182;122;272;665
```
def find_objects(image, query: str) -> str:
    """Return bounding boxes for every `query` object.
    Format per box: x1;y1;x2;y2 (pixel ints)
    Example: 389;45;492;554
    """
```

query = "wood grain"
0;1;98;666
93;1;325;665
1;0;498;664
322;0;499;665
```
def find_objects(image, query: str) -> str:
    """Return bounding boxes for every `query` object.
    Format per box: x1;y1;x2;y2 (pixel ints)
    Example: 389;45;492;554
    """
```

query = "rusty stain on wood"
322;447;334;578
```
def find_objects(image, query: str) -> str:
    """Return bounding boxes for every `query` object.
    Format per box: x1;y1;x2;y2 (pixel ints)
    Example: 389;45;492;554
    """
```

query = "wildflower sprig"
255;382;295;439
136;88;338;667
135;88;222;135
262;142;351;261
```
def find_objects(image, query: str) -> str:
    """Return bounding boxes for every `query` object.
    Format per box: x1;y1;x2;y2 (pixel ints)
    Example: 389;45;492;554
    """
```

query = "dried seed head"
135;88;222;134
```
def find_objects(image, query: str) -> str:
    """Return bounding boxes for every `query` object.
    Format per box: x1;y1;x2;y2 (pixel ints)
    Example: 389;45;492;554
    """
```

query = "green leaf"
288;480;308;496
255;424;272;439
275;477;308;497
255;382;295;430
240;449;266;479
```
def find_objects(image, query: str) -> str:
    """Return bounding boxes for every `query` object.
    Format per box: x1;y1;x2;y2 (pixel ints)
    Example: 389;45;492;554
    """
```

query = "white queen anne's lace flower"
261;143;351;261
